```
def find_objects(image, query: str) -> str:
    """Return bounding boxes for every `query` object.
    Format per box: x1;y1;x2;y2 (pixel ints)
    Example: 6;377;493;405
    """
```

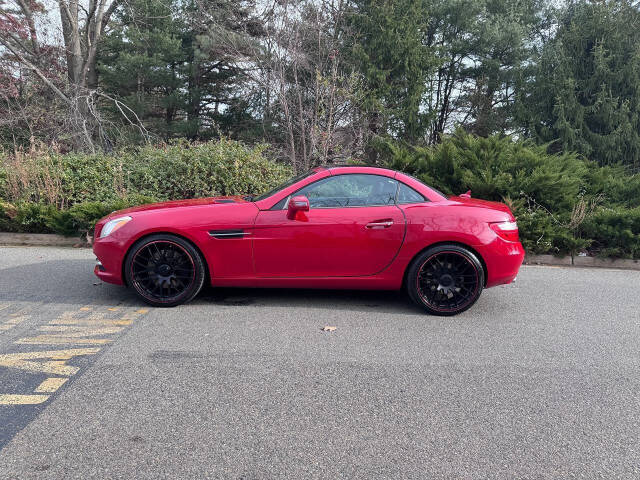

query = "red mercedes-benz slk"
93;165;524;315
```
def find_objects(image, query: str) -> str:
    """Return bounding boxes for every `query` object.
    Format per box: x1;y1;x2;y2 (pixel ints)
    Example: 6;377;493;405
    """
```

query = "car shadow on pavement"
0;258;423;314
197;286;423;316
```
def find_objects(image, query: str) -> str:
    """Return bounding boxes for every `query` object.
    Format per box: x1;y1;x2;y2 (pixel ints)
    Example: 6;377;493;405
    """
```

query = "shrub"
0;139;291;237
2;134;638;258
582;207;640;259
0;139;292;207
379;130;640;258
0;201;23;233
0;197;157;237
380;131;589;211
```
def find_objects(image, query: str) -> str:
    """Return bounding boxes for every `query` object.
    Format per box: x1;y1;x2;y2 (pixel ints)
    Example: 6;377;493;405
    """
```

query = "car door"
252;174;405;277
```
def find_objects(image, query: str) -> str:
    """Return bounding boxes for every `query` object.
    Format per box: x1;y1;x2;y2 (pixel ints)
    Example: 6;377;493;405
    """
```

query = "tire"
124;233;206;307
406;244;484;316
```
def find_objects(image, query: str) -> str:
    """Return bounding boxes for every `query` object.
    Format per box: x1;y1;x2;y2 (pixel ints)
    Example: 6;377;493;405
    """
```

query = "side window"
397;182;426;204
272;196;289;210
295;174;399;208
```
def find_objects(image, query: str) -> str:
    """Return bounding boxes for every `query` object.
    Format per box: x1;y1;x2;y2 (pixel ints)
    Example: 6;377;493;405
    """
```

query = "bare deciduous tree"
198;0;360;172
0;0;146;151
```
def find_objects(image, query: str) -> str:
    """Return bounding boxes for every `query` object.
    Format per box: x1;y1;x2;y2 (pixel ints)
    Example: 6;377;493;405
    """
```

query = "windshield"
251;170;316;201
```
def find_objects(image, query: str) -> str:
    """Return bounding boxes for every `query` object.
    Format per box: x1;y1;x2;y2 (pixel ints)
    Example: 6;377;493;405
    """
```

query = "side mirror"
287;195;310;219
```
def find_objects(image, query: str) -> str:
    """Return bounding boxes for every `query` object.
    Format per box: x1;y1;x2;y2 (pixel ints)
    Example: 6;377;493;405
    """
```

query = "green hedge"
0;140;291;237
0;140;291;206
582;207;640;259
0;197;155;236
378;130;640;258
2;134;639;259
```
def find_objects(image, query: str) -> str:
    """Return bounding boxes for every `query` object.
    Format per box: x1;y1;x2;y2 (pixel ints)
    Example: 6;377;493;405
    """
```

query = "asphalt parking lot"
0;246;639;479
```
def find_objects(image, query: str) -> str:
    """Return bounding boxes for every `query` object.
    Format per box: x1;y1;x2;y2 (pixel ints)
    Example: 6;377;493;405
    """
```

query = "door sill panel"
210;275;402;290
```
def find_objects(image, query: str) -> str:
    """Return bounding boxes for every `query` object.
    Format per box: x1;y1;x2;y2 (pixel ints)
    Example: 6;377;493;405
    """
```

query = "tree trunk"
1;0;122;151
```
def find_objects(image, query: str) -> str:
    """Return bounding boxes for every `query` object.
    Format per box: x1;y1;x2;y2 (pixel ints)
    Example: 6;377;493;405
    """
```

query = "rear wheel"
406;245;484;316
124;234;206;307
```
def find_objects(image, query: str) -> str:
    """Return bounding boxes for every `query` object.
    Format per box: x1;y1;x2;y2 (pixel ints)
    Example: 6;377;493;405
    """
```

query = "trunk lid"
449;195;514;217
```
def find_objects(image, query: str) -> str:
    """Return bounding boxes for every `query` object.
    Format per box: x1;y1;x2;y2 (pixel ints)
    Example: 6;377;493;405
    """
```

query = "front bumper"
93;236;126;285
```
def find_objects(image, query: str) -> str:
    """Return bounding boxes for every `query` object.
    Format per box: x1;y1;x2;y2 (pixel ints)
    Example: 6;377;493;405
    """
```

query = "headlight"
100;216;132;238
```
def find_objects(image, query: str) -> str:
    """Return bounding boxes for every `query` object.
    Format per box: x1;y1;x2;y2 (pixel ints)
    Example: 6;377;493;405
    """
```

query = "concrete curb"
0;232;638;270
0;232;89;248
525;254;640;271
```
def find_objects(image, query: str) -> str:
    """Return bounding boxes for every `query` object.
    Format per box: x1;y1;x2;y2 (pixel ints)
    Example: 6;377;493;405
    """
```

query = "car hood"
109;196;249;217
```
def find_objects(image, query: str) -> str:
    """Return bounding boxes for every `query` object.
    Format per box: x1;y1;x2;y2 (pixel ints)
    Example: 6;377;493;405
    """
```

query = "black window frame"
253;170;316;202
396;181;427;204
271;174;428;210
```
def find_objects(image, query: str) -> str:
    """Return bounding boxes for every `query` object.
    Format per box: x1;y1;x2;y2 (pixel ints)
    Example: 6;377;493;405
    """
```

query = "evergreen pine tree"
519;0;640;167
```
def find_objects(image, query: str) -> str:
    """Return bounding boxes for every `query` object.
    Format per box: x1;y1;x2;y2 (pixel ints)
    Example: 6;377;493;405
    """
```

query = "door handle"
366;220;394;229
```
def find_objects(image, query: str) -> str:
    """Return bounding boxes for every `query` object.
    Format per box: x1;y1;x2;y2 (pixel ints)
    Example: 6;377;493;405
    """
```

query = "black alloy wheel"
407;244;484;316
125;234;206;307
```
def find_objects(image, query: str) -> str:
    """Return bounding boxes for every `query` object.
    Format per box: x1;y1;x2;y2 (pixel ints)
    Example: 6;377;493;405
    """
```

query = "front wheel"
124;234;206;307
406;245;484;316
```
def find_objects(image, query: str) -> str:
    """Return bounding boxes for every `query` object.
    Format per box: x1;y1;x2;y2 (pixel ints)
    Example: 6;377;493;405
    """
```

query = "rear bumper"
478;239;525;288
93;237;126;285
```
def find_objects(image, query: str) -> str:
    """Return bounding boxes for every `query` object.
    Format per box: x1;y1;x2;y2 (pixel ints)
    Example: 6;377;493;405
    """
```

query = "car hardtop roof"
316;163;389;169
313;164;397;175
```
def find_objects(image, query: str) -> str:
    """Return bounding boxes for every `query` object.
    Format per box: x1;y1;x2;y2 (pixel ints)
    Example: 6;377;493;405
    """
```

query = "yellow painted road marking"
37;325;124;334
0;348;101;375
35;377;68;393
16;325;123;345
54;311;107;322
16;337;113;345
0;394;49;405
49;318;133;326
0;306;149;406
57;310;135;322
5;315;28;325
0;314;29;333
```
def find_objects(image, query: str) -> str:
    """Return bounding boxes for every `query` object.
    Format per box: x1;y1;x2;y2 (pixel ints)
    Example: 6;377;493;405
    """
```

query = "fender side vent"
208;229;249;239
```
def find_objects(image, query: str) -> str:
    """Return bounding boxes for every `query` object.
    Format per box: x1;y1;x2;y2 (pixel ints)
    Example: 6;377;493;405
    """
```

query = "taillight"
490;221;519;242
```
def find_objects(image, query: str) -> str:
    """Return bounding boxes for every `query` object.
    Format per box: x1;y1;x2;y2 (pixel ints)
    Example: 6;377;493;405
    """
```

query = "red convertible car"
93;165;524;315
